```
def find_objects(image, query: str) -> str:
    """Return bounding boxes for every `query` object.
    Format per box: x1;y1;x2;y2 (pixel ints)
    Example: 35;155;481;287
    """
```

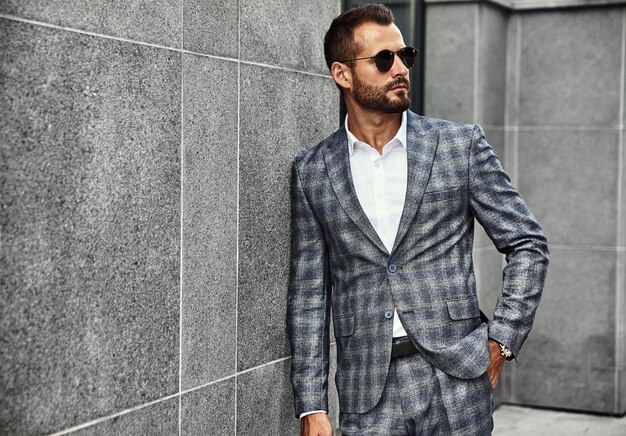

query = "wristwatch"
499;343;514;360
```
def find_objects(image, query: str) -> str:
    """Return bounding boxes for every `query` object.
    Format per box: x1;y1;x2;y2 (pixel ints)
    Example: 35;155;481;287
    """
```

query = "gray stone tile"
0;0;181;47
0;20;180;434
240;0;340;74
181;54;238;389
71;399;179;436
520;249;616;367
477;3;507;127
237;358;300;436
511;362;616;413
517;129;619;247
474;248;504;319
329;344;340;431
518;8;622;126
183;0;238;58
237;64;338;371
424;3;477;123
181;378;236;435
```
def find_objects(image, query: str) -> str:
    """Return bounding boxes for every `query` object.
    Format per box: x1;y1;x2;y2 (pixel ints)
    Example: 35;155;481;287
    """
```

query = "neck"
345;102;402;154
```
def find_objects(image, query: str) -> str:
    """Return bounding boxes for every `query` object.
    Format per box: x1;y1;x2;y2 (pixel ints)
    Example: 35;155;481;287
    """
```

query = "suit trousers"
339;349;494;436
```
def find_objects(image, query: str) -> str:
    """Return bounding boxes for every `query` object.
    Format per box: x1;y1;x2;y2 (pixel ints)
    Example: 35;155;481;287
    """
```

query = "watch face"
500;344;512;357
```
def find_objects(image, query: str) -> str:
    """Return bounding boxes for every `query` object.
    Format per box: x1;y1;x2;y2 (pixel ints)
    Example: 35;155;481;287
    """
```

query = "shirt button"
384;311;393;319
388;263;397;273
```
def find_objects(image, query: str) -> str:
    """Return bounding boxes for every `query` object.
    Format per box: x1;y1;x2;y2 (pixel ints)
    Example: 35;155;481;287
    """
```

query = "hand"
300;412;333;436
487;339;507;390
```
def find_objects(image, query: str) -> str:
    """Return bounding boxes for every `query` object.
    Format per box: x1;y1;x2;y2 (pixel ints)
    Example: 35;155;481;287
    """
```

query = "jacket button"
388;263;397;273
384;310;393;319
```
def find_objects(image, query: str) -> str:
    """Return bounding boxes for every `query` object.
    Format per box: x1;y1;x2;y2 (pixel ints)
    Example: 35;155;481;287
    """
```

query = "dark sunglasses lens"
374;50;394;72
398;47;417;68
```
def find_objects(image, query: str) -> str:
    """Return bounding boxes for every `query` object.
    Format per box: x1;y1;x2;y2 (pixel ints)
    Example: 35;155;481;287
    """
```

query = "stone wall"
0;1;341;434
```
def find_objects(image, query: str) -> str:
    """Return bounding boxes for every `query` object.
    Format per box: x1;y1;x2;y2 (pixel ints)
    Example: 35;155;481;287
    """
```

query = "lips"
388;79;410;91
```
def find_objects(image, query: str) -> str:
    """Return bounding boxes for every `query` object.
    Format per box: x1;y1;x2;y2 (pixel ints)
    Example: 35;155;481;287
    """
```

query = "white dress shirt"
299;112;410;420
346;111;409;339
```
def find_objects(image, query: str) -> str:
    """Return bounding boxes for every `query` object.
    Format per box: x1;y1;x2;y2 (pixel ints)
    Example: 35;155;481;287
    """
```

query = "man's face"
348;22;411;113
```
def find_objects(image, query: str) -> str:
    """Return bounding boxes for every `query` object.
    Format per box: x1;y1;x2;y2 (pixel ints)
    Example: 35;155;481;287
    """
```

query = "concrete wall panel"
72;399;179;436
0;0;181;47
522;249;617;367
183;0;238;57
181;379;236;435
477;4;507;126
512;363;616;413
0;20;181;434
424;3;477;123
181;54;238;389
236;359;300;436
237;64;338;371
240;0;340;74
518;8;622;126
517;129;619;247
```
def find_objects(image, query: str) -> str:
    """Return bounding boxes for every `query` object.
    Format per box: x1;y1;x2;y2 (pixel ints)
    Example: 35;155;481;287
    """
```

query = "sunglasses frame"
338;47;419;72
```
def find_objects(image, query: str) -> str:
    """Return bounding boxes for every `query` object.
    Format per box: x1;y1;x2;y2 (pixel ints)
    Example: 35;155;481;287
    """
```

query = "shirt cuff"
299;410;327;419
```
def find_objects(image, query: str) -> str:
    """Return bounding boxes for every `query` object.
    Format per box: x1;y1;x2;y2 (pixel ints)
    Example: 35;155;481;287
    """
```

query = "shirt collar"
345;111;407;156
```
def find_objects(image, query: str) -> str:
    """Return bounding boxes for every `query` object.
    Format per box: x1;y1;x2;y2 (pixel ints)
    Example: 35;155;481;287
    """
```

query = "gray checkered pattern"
339;350;493;435
287;112;549;425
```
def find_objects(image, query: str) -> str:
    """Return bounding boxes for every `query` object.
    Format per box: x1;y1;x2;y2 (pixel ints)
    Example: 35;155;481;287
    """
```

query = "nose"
390;52;409;77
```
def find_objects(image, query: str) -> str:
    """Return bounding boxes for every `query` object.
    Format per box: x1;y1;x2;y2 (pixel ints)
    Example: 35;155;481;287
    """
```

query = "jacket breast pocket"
446;298;480;320
422;186;463;203
333;314;355;338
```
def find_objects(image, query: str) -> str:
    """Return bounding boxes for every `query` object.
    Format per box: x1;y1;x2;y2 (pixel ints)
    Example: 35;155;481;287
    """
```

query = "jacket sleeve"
468;124;549;358
287;159;332;418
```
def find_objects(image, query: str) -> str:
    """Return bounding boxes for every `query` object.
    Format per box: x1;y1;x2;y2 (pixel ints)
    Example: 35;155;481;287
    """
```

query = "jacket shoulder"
409;112;477;138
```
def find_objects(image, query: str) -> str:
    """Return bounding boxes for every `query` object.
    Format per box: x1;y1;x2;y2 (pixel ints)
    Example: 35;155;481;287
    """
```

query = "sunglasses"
339;47;418;72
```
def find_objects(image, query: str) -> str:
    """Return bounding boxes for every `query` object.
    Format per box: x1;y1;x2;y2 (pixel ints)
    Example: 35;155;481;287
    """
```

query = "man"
287;4;548;435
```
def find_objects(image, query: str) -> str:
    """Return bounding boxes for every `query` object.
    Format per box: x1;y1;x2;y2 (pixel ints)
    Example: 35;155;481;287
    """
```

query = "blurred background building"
1;0;625;434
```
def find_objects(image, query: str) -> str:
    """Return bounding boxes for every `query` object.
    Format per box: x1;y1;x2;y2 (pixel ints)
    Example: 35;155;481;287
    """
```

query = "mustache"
386;78;410;91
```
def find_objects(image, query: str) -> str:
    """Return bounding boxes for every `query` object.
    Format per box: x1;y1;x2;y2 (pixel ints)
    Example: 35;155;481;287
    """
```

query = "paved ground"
493;405;626;435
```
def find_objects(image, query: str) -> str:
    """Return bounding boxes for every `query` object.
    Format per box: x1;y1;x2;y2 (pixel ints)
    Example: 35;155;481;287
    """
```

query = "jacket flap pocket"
333;314;355;337
422;186;463;202
446;298;480;320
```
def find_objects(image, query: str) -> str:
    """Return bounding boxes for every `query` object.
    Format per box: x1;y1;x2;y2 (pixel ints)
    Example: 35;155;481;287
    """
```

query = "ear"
331;61;352;92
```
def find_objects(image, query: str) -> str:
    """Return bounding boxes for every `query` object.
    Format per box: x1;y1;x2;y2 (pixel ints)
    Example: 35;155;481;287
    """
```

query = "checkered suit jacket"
287;111;549;416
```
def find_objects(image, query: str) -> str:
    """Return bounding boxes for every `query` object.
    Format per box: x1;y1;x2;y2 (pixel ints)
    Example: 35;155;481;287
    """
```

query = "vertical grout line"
513;15;521;189
179;1;184;434
235;1;241;434
615;6;626;414
501;17;514;402
473;3;480;124
510;13;522;402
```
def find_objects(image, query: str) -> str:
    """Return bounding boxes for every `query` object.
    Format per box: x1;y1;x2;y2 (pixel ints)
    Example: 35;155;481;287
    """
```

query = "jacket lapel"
323;128;389;255
392;112;439;253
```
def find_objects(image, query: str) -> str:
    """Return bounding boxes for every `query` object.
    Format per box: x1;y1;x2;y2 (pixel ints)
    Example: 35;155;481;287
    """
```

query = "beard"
352;72;411;114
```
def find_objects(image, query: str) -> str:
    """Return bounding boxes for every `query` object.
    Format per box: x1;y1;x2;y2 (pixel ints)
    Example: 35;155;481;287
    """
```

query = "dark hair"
324;4;395;70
